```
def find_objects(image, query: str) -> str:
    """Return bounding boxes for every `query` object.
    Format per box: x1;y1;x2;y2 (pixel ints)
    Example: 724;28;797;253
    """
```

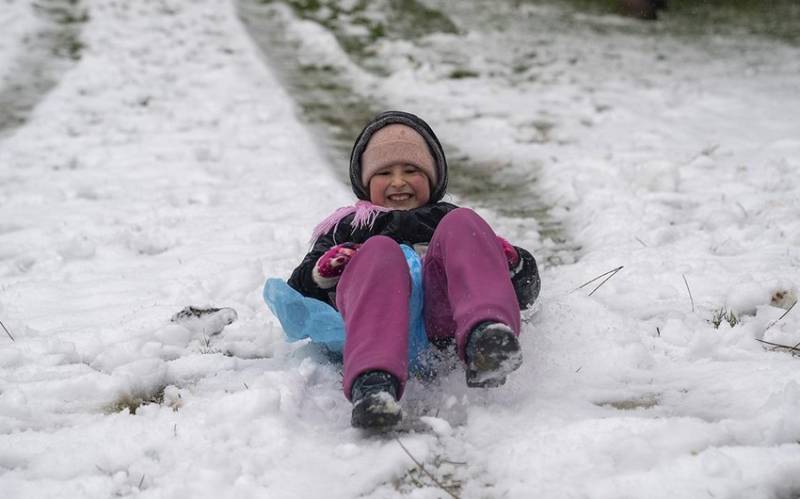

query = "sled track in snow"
237;1;576;494
0;0;86;137
237;0;578;268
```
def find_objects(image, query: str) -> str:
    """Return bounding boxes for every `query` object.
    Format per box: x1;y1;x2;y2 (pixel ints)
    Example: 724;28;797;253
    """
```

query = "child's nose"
390;172;407;186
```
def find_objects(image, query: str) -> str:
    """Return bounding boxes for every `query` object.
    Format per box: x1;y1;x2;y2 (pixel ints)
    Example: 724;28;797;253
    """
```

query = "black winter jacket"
288;202;540;310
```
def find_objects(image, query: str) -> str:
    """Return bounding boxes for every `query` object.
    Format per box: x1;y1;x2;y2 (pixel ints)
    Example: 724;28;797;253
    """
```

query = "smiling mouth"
387;193;413;202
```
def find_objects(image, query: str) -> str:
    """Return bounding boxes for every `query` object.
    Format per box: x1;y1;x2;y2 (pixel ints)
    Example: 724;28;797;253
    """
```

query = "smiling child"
287;111;540;429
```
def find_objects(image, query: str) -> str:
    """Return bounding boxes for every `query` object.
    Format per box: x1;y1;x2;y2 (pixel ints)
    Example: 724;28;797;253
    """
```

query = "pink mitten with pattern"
312;243;361;289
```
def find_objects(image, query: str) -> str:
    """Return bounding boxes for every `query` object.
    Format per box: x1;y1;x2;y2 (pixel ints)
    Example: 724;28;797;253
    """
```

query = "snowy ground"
2;0;800;497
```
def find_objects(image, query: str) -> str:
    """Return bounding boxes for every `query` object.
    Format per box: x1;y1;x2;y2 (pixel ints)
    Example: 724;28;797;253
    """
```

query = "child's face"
368;163;431;210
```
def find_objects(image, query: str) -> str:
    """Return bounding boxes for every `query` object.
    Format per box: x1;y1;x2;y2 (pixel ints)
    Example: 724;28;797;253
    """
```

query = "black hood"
349;111;448;203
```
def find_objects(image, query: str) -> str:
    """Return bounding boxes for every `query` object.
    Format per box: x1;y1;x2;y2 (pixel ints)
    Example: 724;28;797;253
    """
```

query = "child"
288;111;540;428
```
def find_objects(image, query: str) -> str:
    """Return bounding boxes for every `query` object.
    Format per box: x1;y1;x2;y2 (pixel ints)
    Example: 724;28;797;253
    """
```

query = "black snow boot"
351;370;402;429
465;322;523;388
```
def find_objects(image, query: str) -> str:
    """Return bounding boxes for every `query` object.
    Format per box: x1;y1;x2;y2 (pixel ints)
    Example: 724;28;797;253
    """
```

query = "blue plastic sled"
263;245;431;373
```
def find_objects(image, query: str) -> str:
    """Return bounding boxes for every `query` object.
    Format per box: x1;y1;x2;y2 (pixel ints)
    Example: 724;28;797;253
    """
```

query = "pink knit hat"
360;124;437;187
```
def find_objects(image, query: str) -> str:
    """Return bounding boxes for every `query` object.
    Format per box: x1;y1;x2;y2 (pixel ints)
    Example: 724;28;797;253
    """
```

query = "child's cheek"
368;177;386;204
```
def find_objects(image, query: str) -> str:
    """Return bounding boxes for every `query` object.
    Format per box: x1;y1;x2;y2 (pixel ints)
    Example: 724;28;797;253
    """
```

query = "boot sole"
466;325;523;388
351;393;403;429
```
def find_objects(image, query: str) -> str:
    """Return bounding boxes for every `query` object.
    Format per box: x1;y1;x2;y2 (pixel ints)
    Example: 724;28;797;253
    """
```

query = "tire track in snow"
0;0;86;137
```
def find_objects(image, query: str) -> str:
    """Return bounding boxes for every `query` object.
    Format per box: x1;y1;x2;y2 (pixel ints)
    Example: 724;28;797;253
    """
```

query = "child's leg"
423;208;521;359
336;235;410;401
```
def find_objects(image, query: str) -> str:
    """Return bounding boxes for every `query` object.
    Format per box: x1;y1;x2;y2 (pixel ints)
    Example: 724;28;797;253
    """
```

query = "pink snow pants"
336;208;521;400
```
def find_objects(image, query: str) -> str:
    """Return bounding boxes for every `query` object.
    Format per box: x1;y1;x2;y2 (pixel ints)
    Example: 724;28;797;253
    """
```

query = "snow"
0;1;36;74
2;0;800;497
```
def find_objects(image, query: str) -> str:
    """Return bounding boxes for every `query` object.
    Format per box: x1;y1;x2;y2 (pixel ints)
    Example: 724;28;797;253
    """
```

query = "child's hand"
497;237;521;271
312;243;361;289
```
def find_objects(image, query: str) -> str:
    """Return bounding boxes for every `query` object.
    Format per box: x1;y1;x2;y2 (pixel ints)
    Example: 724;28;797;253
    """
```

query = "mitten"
497;236;522;274
312;243;361;289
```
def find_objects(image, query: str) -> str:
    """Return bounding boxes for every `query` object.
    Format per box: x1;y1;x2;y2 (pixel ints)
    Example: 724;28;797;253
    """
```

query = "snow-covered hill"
1;0;799;497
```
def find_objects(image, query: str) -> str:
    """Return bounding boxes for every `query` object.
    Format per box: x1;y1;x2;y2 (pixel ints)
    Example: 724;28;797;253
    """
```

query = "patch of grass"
31;0;88;61
755;338;800;357
393;444;464;498
710;308;739;329
448;68;480;79
33;0;90;24
271;0;458;66
107;385;167;414
197;335;235;356
597;392;660;410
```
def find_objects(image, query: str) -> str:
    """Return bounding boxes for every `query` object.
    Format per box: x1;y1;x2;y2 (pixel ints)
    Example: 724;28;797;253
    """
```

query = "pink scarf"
310;201;393;244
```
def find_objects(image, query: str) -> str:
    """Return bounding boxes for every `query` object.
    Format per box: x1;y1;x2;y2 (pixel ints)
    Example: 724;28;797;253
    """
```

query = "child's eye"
375;170;391;176
403;166;419;174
